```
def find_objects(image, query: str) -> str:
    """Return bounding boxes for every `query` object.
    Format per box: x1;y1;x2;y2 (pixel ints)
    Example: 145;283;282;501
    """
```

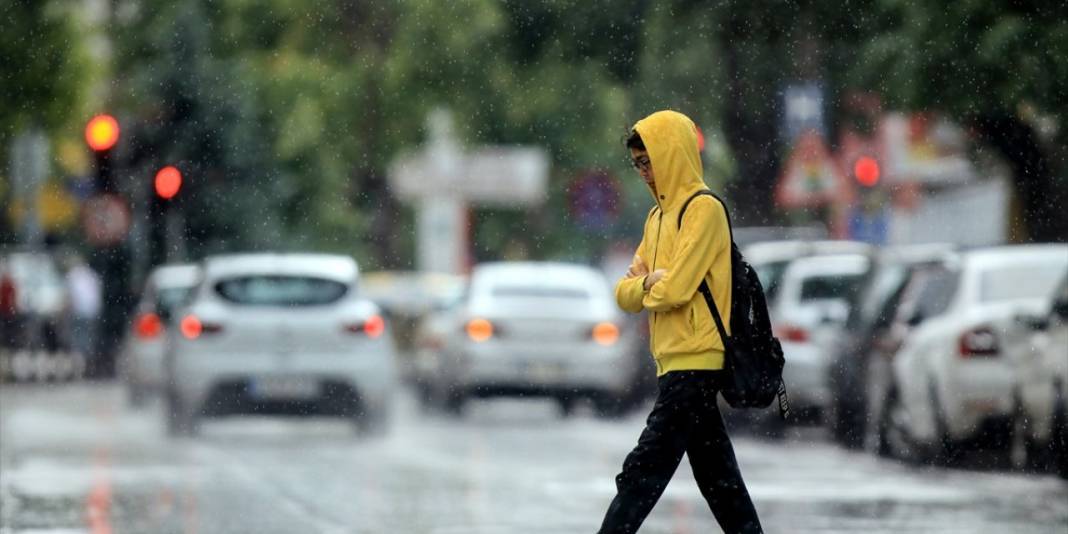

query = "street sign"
568;171;620;231
390;147;549;206
389;110;549;207
774;130;848;209
782;83;825;146
82;194;131;247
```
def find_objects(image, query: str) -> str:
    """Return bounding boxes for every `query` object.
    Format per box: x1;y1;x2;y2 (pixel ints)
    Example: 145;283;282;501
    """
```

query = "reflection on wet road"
2;383;1066;533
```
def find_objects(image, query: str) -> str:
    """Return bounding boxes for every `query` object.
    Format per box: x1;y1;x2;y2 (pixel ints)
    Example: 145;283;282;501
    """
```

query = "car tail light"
592;322;620;346
134;313;163;339
466;318;493;342
343;315;385;338
180;315;223;340
777;324;809;343
959;326;999;358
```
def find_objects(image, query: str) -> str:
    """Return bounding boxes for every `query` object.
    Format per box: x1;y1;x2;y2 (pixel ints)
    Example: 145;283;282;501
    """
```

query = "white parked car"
745;240;871;306
416;262;640;417
876;244;1068;463
119;263;200;407
770;253;871;419
1007;273;1068;477
164;253;397;436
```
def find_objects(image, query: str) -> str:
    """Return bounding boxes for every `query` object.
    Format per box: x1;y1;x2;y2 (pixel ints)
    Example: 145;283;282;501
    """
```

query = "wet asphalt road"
1;382;1066;534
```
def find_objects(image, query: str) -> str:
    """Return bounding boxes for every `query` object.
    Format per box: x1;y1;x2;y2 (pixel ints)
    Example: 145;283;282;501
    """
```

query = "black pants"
598;370;762;534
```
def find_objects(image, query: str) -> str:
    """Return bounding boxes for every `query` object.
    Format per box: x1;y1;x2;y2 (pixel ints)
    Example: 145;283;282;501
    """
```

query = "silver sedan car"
119;263;200;407
416;262;641;417
164;253;397;436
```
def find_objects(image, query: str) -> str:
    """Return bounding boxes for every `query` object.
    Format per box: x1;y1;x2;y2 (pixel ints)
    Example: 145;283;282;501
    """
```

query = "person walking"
1;261;19;353
598;110;762;534
63;255;102;362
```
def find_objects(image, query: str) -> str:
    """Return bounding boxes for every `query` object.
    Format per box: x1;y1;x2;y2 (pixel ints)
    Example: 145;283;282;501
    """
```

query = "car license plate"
526;362;563;382
250;377;319;399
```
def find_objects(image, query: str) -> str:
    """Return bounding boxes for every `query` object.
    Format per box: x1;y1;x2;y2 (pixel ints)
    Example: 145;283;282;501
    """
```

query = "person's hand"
643;269;666;290
626;255;649;278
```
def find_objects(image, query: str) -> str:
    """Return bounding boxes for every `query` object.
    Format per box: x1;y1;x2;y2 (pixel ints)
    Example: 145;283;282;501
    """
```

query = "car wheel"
443;390;467;417
879;386;921;463
1053;385;1068;480
830;396;865;450
166;392;199;437
556;396;575;418
1007;394;1043;471
928;383;960;466
128;385;148;409
593;393;628;419
355;408;391;438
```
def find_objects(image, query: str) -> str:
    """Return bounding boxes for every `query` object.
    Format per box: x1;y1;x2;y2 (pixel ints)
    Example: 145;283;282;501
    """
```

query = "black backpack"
678;190;789;418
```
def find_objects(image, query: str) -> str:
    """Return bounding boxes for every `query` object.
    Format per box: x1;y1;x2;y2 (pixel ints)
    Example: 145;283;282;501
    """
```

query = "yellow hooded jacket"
615;110;732;376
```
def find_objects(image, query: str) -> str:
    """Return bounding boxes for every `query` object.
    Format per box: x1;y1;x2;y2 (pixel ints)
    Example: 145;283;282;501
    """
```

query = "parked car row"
119;253;398;437
741;239;1068;478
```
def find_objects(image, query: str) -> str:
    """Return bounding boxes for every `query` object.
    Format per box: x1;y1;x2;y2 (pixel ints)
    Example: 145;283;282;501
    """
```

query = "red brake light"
959;326;999;358
134;313;163;339
180;315;222;340
777;324;809;343
343;315;386;338
592;322;620;346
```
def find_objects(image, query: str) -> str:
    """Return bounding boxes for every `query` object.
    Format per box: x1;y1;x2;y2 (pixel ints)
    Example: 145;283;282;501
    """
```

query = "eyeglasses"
631;157;651;172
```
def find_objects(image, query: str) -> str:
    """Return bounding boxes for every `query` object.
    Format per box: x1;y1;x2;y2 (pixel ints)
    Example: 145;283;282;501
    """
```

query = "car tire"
1052;385;1068;480
556;396;575;418
355;408;391;438
1007;393;1044;472
928;383;960;467
830;397;865;450
443;391;467;417
128;385;148;409
878;386;922;463
593;393;629;419
166;392;199;437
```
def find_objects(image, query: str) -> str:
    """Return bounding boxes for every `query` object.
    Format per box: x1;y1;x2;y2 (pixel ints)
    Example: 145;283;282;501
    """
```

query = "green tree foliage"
0;0;93;242
848;0;1068;240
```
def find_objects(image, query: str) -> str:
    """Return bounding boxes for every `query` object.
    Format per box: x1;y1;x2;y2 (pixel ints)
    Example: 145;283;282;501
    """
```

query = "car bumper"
942;358;1015;440
455;339;635;396
171;350;395;416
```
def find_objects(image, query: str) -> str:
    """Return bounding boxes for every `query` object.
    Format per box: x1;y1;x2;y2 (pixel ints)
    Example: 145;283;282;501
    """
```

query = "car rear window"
980;264;1066;303
799;274;864;302
490;286;590;300
214;276;348;306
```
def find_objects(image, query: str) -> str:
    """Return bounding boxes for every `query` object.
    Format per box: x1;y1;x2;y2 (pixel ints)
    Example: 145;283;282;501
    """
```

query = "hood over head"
632;110;707;211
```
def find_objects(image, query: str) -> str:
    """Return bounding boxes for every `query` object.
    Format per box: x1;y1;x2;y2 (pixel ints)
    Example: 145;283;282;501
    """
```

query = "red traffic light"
85;114;120;152
853;156;880;187
155;166;182;200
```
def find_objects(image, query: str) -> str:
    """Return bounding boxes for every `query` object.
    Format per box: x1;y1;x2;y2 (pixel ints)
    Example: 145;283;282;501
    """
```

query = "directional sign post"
389;109;550;274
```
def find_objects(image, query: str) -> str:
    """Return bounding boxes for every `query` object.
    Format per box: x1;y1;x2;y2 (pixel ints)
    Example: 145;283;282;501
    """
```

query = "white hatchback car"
770;253;871;418
119;263;200;407
878;245;1068;462
164;253;397;436
417;262;640;416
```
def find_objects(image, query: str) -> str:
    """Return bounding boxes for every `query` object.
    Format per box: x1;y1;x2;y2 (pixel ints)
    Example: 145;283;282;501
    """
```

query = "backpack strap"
678;190;734;243
677;190;733;351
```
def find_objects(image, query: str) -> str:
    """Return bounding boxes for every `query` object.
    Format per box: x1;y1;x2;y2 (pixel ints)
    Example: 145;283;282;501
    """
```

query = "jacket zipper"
649;210;663;352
